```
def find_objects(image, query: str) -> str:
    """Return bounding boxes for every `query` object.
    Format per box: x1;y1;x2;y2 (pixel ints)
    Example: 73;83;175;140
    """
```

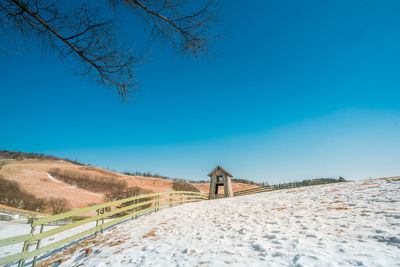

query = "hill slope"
0;158;257;211
39;177;400;266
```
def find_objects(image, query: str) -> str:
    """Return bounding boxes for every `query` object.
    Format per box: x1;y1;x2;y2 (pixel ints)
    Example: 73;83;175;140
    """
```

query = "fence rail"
233;187;273;197
0;191;207;267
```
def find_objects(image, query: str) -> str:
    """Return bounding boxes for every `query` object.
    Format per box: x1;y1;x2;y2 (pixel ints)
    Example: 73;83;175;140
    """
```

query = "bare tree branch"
122;0;217;57
0;0;218;101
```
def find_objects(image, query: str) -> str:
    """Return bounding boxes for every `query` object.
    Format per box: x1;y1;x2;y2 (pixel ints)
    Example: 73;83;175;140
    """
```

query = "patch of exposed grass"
142;228;157;238
0;175;70;214
49;168;127;192
172;180;200;192
79;166;119;177
327;206;349;210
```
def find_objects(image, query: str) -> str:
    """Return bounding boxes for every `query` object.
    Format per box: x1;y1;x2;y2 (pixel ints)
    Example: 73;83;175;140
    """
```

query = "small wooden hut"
208;165;233;199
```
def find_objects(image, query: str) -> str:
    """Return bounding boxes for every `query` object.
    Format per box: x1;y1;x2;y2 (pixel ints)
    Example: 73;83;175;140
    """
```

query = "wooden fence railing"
234;180;348;197
233;187;273;197
0;191;207;267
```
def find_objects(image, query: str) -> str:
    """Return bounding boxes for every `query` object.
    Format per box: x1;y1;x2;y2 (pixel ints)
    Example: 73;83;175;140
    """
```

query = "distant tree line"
190;177;265;185
266;177;346;190
189;179;209;184
229;177;346;188
121;170;191;182
121;171;199;192
231;178;260;185
0;150;85;166
122;171;168;179
187;176;347;190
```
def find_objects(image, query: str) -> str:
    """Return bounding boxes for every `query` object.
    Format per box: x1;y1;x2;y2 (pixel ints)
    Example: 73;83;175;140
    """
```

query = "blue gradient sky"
1;1;400;183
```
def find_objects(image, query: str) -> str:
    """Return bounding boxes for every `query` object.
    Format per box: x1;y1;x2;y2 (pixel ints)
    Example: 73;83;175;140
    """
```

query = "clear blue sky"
1;1;400;183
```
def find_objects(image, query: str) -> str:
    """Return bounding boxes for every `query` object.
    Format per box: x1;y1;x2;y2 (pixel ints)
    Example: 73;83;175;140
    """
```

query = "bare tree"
47;197;71;214
0;0;218;101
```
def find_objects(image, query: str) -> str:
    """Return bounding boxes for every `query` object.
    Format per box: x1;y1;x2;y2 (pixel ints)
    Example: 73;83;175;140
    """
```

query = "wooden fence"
0;191;207;267
233;187;273;197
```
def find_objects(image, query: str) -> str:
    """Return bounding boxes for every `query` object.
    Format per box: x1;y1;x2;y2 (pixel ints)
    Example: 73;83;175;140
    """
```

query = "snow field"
0;218;109;266
1;178;399;266
52;179;400;267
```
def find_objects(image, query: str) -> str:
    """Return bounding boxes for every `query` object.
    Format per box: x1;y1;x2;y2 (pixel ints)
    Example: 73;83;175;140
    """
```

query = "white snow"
81;191;103;197
2;179;400;266
47;173;61;183
0;218;107;265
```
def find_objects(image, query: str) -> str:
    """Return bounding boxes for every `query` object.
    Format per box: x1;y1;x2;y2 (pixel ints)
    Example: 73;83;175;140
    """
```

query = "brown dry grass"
79;166;120;177
272;207;287;211
36;235;103;267
286;188;307;193
172;180;199;192
0;160;103;210
0;159;175;210
142;228;158;238
0;158;264;211
106;239;126;247
113;249;122;255
49;168;127;192
84;247;93;256
354;187;366;191
327;206;349;210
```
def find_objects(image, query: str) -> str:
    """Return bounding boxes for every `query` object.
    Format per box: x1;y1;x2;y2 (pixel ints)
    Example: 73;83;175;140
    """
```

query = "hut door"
215;184;225;195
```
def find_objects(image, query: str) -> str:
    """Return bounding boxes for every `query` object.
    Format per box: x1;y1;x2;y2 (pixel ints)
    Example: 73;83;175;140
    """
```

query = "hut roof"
208;165;233;177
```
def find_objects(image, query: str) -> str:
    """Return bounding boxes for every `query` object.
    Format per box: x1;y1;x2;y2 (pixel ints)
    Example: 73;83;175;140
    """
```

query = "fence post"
180;193;183;205
131;200;136;220
32;223;44;267
135;199;138;219
154;195;160;212
169;193;172;207
18;218;36;267
101;208;105;234
95;209;100;236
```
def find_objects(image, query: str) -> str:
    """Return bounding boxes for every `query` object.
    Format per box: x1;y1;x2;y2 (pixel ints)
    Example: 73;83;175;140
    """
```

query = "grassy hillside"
0;153;255;213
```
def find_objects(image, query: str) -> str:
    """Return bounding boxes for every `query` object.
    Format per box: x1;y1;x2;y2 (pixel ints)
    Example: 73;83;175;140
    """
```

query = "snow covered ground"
2;178;400;266
0;218;108;266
